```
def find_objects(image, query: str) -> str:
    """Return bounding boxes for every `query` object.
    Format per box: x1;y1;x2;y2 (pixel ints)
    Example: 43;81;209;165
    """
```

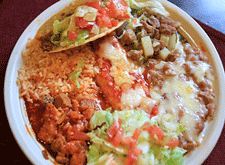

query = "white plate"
4;0;225;164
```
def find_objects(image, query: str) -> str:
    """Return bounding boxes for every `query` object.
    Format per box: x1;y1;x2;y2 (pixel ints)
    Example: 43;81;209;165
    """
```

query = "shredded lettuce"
68;58;84;88
87;110;186;165
90;111;113;129
127;0;169;16
53;17;71;35
75;30;90;45
164;148;186;165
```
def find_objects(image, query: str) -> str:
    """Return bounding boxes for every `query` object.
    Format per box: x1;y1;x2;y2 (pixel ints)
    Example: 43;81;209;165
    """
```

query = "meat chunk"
56;153;69;164
54;93;72;108
158;15;181;28
121;29;137;45
66;125;89;142
51;136;66;153
82;107;95;120
160;23;176;35
70;152;86;165
69;111;84;120
38;103;61;143
147;16;160;28
71;99;79;111
65;141;88;155
127;50;143;61
79;98;101;111
140;20;155;34
40;32;55;52
153;40;165;53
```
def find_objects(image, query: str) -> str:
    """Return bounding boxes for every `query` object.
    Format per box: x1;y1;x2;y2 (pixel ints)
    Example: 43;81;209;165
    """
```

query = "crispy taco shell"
35;0;126;53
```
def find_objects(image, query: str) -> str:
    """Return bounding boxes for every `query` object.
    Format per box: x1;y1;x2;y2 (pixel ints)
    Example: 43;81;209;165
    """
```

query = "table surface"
1;0;224;164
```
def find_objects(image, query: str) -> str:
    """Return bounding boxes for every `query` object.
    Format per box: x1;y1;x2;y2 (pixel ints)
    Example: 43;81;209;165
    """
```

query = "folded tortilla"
35;0;126;53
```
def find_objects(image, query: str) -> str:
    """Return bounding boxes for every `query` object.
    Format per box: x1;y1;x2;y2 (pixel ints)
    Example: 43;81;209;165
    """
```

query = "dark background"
1;0;224;164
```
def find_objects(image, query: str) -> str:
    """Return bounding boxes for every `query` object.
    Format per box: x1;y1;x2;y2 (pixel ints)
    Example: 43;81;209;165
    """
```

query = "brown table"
1;0;224;164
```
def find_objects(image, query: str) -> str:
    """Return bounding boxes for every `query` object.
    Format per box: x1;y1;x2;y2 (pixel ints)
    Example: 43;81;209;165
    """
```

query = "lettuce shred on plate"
87;110;186;165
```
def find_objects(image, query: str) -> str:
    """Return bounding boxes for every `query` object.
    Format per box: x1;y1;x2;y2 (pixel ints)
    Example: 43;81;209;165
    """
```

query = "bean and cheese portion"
95;5;215;154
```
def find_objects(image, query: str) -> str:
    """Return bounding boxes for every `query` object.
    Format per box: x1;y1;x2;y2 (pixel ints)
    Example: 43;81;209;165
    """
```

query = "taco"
35;0;130;53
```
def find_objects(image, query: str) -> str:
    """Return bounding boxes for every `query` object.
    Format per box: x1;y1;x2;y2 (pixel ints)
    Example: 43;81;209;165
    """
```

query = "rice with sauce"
17;39;99;103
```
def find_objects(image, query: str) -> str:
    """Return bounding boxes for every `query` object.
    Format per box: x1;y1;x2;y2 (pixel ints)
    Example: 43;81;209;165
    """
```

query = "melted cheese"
187;61;214;83
97;36;137;87
97;35;214;145
121;85;156;112
159;76;204;142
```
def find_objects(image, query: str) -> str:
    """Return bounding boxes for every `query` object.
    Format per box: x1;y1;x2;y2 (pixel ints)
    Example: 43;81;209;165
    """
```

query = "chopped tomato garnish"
111;19;119;27
131;128;142;145
107;120;142;165
150;104;159;118
96;13;112;28
68;30;78;41
76;17;95;29
86;1;109;15
131;145;143;156
85;1;102;11
121;0;129;7
132;18;137;24
143;123;164;145
125;145;142;165
107;118;123;140
111;127;124;147
165;137;179;147
107;0;130;19
98;7;109;15
121;136;135;146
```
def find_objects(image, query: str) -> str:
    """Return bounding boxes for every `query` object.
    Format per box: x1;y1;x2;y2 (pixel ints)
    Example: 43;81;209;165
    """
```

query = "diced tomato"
125;145;142;165
121;136;134;146
121;0;129;7
143;123;164;145
96;13;112;28
107;0;130;19
166;137;179;147
68;30;78;41
98;7;109;15
111;127;124;147
131;18;137;24
131;145;143;156
131;128;142;145
126;152;138;165
86;1;102;11
111;19;119;27
107;118;123;140
86;1;109;15
76;17;95;29
150;104;159;118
